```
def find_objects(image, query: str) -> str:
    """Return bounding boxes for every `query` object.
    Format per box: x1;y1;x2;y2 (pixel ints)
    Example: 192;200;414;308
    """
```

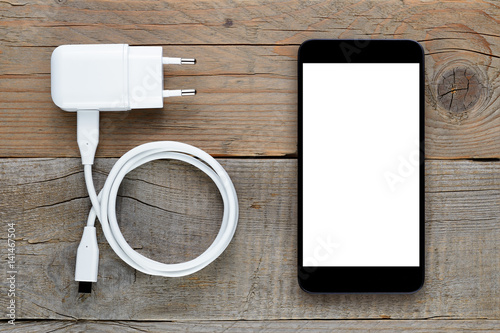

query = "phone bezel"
297;39;425;293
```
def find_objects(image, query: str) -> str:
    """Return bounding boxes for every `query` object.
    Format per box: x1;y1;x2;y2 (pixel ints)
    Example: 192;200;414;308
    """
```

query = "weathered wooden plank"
1;320;499;332
0;1;500;158
2;41;500;159
0;158;498;320
0;0;499;46
2;1;500;158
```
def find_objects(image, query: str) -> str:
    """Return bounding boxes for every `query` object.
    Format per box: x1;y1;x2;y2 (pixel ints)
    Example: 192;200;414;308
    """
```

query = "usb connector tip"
75;226;99;289
78;281;92;293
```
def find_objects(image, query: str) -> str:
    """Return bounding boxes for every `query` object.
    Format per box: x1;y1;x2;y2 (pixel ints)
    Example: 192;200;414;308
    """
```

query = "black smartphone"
298;39;425;293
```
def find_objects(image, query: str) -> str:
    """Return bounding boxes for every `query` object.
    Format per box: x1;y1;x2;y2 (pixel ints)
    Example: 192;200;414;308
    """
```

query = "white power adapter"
51;44;239;294
52;44;196;165
51;44;195;112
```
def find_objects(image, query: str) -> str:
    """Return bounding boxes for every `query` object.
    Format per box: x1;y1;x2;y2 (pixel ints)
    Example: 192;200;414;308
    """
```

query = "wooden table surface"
1;0;499;332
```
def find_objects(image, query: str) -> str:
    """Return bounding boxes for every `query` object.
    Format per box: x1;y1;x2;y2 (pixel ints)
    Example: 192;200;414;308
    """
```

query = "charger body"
51;44;164;111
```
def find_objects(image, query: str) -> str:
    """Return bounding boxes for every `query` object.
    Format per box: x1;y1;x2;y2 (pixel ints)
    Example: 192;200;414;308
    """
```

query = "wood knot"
223;19;233;28
435;64;488;120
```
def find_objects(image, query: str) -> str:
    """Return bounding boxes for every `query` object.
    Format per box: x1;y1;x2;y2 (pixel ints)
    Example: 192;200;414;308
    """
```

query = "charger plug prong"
181;89;196;96
180;58;196;65
162;57;196;65
163;89;196;98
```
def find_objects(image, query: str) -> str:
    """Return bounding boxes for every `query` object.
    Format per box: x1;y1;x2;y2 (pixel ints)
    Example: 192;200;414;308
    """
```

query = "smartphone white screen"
302;63;420;267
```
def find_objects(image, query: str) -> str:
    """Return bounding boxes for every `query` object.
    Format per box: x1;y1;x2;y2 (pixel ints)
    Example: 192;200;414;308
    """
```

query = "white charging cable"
75;112;239;292
86;141;238;274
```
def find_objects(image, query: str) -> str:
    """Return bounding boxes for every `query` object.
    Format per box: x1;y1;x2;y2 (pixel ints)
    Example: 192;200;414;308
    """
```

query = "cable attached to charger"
50;44;239;293
75;110;239;293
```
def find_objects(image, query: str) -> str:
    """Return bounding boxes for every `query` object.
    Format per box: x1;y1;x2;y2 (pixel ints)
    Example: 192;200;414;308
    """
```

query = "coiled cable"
82;141;239;277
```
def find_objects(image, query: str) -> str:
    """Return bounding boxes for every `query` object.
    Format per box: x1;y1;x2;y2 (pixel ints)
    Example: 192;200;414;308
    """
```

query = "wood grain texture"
1;0;499;330
0;158;498;321
1;0;500;158
1;320;499;332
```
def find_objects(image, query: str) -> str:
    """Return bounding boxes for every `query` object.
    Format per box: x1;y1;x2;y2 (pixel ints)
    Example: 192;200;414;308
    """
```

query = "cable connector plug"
77;110;99;165
75;226;99;293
